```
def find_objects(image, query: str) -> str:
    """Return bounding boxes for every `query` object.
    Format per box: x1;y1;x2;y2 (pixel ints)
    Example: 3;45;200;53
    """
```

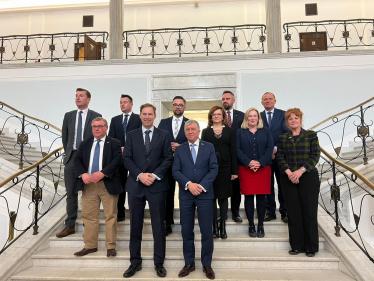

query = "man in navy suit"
123;103;173;278
260;92;290;223
158;96;189;235
222;90;245;223
108;94;142;222
173;120;218;280
73;117;122;257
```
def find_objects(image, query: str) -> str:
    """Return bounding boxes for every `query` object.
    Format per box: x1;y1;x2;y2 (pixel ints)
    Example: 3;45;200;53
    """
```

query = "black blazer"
74;136;123;195
201;126;238;175
158;116;189;144
123;127;173;195
108;113;142;146
231;109;245;132
261;108;290;147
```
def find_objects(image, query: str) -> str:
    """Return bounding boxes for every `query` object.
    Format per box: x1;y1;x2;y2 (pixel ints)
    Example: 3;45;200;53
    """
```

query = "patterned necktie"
227;111;232;128
91;139;101;174
191;143;197;164
145;130;151;153
123;114;129;139
174;118;179;139
76;111;83;149
267;112;272;128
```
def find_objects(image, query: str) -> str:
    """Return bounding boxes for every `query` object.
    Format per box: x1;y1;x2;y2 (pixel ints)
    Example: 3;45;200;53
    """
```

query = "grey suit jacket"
62;109;102;165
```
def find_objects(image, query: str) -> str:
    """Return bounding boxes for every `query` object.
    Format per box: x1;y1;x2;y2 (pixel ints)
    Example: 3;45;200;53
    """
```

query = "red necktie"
227;111;232;127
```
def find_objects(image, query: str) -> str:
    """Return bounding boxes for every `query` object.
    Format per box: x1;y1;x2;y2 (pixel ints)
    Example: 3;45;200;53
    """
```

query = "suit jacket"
108;113;142;146
230;109;245;132
236;127;274;167
158;116;189;144
74;136;123;195
261;108;290;147
172;140;218;200
276;128;320;174
123;127;173;194
62;109;102;164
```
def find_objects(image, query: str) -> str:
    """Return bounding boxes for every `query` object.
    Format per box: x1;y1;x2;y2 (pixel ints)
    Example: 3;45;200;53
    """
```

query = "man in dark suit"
172;120;218;280
73;117;122;257
108;94;142;222
221;90;245;223
260;92;290;223
158;95;188;235
56;88;101;238
123;103;173;278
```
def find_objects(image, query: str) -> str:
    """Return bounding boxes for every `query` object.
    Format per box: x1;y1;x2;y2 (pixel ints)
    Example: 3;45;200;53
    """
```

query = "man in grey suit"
56;88;102;238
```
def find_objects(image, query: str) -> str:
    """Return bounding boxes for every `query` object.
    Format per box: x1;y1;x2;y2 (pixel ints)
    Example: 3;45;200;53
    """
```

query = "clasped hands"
139;173;156;186
285;169;304;184
82;171;105;184
248;160;261;172
188;182;204;196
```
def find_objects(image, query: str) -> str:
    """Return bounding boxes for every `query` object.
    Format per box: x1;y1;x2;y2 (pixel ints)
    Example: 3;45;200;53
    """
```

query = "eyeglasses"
173;103;184;107
92;125;106;129
212;114;222;117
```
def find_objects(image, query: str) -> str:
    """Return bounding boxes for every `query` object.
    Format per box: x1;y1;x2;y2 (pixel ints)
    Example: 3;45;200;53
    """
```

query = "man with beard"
158;96;189;235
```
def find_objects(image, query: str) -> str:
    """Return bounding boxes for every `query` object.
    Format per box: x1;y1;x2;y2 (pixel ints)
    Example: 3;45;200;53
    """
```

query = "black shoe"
232;215;243;223
165;225;172;236
288;249;304;255
123;264;142;278
178;264;195;277
203;266;215;280
264;214;276;222
220;220;227;239
257;225;265;238
213;221;219;239
306;251;315;257
248;225;257;237
117;216;125;222
281;214;288;223
155;263;167;277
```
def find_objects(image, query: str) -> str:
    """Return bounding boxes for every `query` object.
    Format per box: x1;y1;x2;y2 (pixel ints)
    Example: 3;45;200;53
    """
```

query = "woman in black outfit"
201;106;238;239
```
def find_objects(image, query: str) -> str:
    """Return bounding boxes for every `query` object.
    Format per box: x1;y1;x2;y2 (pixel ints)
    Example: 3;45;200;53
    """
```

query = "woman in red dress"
236;107;273;237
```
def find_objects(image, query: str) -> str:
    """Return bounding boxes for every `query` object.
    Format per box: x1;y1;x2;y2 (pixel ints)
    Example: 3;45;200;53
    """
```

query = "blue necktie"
145;130;151;154
123;114;129;139
91;139;101;174
267;112;272;128
191;143;197;164
76;111;83;148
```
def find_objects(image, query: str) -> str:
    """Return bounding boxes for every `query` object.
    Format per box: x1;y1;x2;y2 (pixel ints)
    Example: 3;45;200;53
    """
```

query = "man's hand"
139;173;155;186
188;182;202;196
231;175;238;180
81;173;91;184
171;142;180;152
121;146;124;153
91;171;105;183
271;148;277;160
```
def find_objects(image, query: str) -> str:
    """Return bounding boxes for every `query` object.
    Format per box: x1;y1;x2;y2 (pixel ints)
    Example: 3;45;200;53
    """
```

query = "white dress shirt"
73;107;89;150
172;115;183;138
137;126;160;180
226;109;234;123
123;111;133;123
88;136;106;175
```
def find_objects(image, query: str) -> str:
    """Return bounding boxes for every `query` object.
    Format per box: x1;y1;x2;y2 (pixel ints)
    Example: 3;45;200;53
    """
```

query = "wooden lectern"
74;35;102;61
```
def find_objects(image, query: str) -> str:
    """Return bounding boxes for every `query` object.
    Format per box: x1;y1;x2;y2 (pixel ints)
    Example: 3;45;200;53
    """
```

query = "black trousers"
281;171;320;252
64;151;79;229
266;160;287;216
230;177;241;217
213;199;228;222
165;167;176;225
117;165;128;219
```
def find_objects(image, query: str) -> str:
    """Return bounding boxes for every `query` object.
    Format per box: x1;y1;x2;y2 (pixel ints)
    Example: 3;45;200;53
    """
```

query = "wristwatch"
300;167;306;173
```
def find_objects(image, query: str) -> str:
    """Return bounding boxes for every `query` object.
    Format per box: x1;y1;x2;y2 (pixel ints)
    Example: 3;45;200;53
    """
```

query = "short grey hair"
184;119;200;130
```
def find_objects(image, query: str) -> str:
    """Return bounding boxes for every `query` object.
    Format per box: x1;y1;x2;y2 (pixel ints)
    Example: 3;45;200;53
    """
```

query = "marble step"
11;267;355;281
49;232;325;250
31;247;338;270
75;218;289;234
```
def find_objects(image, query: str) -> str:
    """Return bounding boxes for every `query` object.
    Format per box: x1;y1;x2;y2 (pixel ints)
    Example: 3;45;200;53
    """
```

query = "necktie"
76;111;83;149
145;130;151;154
123;114;129;139
91;139;101;174
267;112;272;128
191;143;197;164
174;118;179;139
227;111;232;128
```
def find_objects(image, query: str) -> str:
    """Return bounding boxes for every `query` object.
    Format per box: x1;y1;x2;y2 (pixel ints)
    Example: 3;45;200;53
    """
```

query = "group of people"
55;88;321;279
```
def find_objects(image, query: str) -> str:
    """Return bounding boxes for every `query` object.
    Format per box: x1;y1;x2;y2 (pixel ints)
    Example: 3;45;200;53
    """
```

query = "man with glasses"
158;96;189;236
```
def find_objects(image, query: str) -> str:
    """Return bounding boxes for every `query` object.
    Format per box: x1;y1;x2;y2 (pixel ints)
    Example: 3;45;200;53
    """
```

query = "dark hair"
121;94;133;103
140;103;156;114
76;88;91;98
207;106;228;127
222;90;235;98
173;96;186;105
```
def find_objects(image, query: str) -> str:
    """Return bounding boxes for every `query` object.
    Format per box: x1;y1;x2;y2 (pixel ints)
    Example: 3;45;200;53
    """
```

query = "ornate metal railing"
123;24;266;58
0;32;109;63
283;19;374;52
311;97;374;263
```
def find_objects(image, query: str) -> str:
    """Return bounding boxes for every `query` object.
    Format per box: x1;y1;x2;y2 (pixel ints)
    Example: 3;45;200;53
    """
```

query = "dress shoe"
155;263;167;277
288;249;304;255
56;227;75;238
165;225;172;236
257;225;265;238
117;216;125;222
281;214;288;223
220;221;227;239
306;251;315;257
178;264;195;277
213;222;219;239
264;213;276;222
248;225;257;237
123;264;142;278
232;215;243;223
74;248;97;256
203;266;215;280
107;249;116;257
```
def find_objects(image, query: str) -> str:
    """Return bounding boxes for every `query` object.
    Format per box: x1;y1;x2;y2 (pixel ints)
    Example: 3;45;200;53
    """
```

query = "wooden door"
84;35;100;60
299;32;327;52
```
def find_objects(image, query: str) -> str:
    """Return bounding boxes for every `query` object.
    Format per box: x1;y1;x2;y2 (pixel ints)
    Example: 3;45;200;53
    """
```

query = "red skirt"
238;165;271;195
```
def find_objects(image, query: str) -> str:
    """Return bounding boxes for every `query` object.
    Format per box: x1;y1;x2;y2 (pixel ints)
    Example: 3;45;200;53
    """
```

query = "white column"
109;0;124;59
265;0;282;53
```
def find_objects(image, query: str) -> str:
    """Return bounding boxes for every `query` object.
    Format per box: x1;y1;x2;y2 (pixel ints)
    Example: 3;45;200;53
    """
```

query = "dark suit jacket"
158;116;189;144
62;109;101;164
74;136;123;195
108;113;142;146
231;109;245;132
123;127;173;194
261;108;289;147
236;127;274;167
172;141;218;200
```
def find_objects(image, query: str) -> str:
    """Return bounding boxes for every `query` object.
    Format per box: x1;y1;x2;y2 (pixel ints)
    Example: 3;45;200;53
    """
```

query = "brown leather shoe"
56;227;75;238
74;248;98;256
107;249;117;257
203;266;215;280
178;264;195;277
